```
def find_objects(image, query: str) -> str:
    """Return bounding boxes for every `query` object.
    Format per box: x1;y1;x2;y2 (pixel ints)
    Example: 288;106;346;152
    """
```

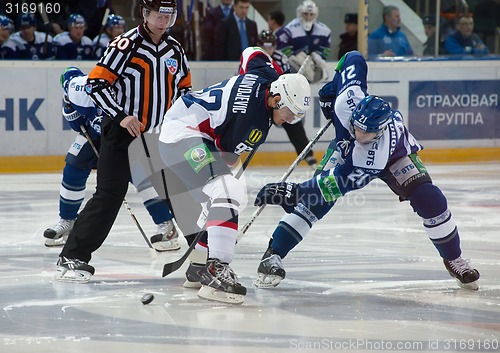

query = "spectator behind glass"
368;5;413;58
2;13;54;59
444;15;489;56
422;15;445;56
201;0;233;60
268;9;285;34
53;14;94;60
214;0;258;61
338;13;357;59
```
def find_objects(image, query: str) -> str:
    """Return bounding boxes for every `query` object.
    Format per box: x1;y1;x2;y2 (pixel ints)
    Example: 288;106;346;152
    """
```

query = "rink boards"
0;59;499;172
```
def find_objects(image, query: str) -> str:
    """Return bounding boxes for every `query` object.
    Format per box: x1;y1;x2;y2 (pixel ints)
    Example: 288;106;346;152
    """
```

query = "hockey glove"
62;105;85;133
318;81;335;122
254;182;298;213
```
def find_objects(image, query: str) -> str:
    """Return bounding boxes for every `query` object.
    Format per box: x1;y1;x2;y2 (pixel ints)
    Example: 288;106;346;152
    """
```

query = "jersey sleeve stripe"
88;65;118;84
131;57;150;130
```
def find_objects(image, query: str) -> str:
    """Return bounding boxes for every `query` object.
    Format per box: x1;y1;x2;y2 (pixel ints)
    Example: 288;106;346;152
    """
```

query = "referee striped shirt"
87;25;192;133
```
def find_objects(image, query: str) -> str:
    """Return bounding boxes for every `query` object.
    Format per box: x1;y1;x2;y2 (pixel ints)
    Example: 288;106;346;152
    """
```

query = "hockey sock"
410;183;461;260
271;203;317;258
137;184;173;224
59;163;92;220
206;198;238;264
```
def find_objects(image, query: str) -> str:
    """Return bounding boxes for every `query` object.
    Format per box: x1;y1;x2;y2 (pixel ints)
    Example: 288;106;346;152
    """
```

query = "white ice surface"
1;163;499;353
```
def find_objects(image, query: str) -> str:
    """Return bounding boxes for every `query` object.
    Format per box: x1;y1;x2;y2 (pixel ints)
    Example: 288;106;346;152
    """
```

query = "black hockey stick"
237;119;332;241
161;147;258;277
80;125;157;258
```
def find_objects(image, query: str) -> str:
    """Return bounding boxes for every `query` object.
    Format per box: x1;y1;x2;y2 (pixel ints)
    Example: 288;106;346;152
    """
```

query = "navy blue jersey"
160;47;280;156
319;51;368;143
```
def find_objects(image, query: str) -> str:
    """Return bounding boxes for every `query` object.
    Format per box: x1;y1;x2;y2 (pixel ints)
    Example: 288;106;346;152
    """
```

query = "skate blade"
456;278;479;291
197;285;245;304
44;236;67;247
152;239;181;252
254;273;283;288
53;268;92;283
183;280;202;289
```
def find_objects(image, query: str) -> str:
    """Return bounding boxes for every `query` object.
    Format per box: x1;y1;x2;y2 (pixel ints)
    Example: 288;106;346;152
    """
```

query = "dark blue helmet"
0;15;14;32
16;13;36;29
60;67;85;93
350;95;391;138
67;14;86;28
105;14;126;29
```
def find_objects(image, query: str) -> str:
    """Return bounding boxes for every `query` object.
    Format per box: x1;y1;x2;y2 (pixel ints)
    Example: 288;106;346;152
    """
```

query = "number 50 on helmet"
269;73;311;123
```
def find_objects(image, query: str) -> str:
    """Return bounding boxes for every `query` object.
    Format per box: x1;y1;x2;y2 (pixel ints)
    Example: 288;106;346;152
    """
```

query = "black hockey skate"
197;258;246;304
443;257;480;290
183;262;204;289
54;256;95;283
254;247;286;288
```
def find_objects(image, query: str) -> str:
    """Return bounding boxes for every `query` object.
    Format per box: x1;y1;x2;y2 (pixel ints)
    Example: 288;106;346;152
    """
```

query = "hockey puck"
141;293;154;305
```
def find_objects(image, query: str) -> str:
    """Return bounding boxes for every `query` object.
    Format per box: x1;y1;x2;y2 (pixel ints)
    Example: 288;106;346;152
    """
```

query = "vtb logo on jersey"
165;58;178;74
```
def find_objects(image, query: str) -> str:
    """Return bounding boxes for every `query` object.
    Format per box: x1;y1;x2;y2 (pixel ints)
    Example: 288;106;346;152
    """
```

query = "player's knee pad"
410;183;457;242
202;174;247;209
409;182;447;219
62;163;91;191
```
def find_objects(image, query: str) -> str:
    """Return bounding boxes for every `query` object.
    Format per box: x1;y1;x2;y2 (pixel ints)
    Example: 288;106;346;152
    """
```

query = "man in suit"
201;0;233;60
214;0;258;60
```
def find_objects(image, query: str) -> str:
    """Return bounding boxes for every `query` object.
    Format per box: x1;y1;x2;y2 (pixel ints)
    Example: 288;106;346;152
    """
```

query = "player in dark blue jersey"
158;47;312;304
253;51;480;291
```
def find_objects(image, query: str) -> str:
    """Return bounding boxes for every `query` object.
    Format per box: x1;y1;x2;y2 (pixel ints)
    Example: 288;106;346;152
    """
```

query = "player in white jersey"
253;51;480;291
157;47;311;304
276;0;331;83
44;67;179;250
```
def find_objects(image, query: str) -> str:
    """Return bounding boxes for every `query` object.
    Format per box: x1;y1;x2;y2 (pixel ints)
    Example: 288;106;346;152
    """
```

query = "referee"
55;0;192;282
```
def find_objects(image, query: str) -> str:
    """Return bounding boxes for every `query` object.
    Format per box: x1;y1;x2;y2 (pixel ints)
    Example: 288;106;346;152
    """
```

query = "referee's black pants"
60;117;135;263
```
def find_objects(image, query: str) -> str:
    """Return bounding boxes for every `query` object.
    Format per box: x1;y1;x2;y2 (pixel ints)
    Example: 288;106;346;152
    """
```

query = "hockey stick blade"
161;147;259;277
162;228;205;277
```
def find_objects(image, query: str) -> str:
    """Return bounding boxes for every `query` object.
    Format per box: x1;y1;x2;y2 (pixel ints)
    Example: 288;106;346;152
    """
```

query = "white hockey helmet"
297;0;318;31
269;73;311;121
